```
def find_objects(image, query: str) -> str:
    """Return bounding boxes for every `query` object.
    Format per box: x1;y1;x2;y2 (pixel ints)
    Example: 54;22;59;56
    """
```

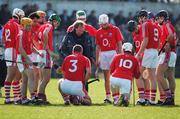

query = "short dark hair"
73;44;83;53
28;12;40;19
73;20;84;29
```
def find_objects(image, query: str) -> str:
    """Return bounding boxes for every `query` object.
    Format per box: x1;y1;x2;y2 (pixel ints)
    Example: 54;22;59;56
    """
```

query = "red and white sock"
150;89;156;101
112;93;119;102
12;81;21;102
138;88;145;99
144;90;150;100
160;94;166;102
106;92;111;100
4;81;11;102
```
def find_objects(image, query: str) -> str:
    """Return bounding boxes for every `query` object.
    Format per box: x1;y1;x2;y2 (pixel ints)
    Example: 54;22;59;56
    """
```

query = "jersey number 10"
119;59;133;69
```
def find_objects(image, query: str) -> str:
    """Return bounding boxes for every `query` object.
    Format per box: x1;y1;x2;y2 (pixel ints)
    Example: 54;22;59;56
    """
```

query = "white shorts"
37;50;53;68
60;79;87;97
17;55;33;72
142;49;158;68
158;52;177;67
110;76;131;94
100;50;117;70
4;48;17;66
30;53;38;63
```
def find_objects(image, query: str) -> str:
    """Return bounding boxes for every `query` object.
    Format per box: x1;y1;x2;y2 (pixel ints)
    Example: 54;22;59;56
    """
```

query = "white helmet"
12;8;25;20
122;42;133;52
76;10;86;20
99;14;109;24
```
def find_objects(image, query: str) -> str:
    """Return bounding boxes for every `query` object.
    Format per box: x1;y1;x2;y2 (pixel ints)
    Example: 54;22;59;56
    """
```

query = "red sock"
4;81;11;102
145;90;150;100
150;89;156;101
138;88;145;99
160;94;166;102
12;81;21;101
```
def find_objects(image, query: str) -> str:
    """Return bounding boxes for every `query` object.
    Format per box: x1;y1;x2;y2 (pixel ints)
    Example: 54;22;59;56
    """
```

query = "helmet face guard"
157;10;168;20
12;8;25;20
48;14;61;24
127;20;137;32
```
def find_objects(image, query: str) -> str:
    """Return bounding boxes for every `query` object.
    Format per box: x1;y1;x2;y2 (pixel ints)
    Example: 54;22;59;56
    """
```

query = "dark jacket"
59;30;94;63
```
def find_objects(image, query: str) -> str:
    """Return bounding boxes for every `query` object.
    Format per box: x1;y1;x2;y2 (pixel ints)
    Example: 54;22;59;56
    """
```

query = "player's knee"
58;79;63;92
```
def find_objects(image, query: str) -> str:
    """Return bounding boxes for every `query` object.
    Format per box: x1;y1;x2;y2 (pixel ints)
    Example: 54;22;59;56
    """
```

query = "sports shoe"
4;100;13;104
14;99;22;105
118;95;129;107
136;99;146;106
104;98;112;104
156;100;163;105
21;98;31;105
161;98;174;106
64;100;71;105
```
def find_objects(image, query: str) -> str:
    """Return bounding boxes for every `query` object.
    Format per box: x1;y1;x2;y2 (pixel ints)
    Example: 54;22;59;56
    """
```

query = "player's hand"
39;53;44;58
56;67;62;74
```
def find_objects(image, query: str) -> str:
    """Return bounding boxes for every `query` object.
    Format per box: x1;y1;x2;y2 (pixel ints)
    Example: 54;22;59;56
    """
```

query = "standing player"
156;10;178;105
136;10;159;105
16;18;36;104
110;42;140;106
67;10;97;37
2;8;25;104
96;14;123;103
127;20;148;105
28;12;42;95
57;45;92;105
37;14;61;104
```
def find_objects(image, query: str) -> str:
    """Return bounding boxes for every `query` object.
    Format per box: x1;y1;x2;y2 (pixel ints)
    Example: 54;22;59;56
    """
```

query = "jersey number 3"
69;60;78;72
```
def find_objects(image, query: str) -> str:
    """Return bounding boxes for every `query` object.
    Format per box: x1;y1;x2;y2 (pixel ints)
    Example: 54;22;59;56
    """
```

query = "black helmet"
127;20;137;32
157;10;168;20
148;12;154;19
138;10;148;18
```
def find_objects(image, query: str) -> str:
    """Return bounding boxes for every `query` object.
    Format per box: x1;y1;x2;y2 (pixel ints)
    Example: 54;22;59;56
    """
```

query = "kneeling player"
57;45;92;105
110;43;140;107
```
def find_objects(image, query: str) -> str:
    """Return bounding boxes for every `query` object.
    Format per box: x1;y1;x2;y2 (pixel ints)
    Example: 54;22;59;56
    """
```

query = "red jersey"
96;24;123;51
61;52;91;82
31;23;41;50
16;29;33;55
38;22;53;51
142;20;159;49
110;53;140;80
67;23;97;37
132;25;142;53
2;18;20;48
160;21;177;52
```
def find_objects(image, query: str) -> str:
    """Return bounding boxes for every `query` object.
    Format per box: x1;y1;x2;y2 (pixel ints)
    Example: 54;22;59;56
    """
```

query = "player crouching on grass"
110;42;140;107
57;45;92;105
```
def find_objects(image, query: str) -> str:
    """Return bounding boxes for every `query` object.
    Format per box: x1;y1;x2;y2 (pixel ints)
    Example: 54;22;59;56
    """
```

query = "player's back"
110;53;140;80
62;53;90;82
142;20;158;49
3;19;19;48
38;22;53;50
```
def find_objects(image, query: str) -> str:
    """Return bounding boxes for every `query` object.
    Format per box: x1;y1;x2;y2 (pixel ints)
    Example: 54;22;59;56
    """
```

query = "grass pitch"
0;78;180;119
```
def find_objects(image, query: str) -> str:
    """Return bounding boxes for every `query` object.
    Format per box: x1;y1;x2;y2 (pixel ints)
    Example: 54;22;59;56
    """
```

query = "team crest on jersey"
109;33;112;37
